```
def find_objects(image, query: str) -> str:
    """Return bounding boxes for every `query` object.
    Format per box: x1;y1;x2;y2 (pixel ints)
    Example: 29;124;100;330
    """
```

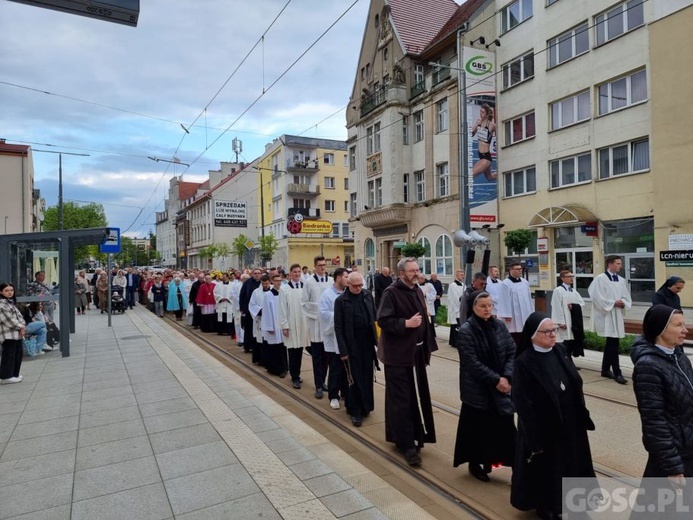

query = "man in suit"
374;266;393;310
125;268;140;310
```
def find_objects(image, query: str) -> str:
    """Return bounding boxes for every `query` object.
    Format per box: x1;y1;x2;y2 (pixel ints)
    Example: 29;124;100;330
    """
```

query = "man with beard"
188;273;205;329
377;257;437;466
239;268;262;354
334;271;379;427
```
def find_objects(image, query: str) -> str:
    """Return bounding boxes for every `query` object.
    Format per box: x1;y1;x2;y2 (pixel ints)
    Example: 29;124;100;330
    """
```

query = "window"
414;64;425;88
383;47;388;61
437;98;448;133
343;154;348;167
323;153;334;165
403;173;409;203
361;67;365;80
548;22;589;68
595;0;645;46
342;223;350;237
366;127;373;155
374;122;381;152
598;138;650;179
293;174;310;184
365;238;375;274
414;111;424;142
504;166;536;197
501;0;532;34
349;146;356;171
598;69;647;115
375;178;382;206
344;201;349;213
435;235;453;275
325;177;335;189
551;91;590;130
324;200;335;212
344;178;349;190
502;51;534;89
350;193;357;217
418;237;432;274
293;198;311;209
414;170;425;202
504;112;535;146
550;153;592;188
273;200;280;214
332;224;340;237
547;0;560;5
436;162;449;197
432;60;450;84
367;181;375;208
402;116;409;145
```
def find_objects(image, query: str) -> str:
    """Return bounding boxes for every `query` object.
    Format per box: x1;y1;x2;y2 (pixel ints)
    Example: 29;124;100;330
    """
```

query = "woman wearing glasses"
511;312;595;520
453;290;516;481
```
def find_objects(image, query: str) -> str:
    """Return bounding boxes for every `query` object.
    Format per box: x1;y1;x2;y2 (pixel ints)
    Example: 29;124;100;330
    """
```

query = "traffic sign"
100;227;121;254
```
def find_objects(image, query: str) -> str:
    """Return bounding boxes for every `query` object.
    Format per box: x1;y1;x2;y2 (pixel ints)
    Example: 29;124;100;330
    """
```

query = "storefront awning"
528;205;597;228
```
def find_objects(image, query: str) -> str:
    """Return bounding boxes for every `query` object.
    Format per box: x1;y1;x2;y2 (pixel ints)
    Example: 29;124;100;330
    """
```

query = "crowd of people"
1;254;691;519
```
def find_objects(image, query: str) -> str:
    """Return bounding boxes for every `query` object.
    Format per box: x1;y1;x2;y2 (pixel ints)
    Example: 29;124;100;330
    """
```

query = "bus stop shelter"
0;227;109;357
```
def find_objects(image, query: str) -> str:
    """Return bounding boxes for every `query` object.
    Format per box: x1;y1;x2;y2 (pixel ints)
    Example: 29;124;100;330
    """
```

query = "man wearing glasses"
301;256;332;399
498;262;533;346
551;269;586;364
377;257;437;466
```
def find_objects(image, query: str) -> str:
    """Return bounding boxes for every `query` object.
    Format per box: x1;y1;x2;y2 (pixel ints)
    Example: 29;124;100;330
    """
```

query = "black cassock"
511;345;596;514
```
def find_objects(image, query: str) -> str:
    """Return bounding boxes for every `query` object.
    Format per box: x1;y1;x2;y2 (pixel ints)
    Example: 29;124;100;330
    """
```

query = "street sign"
659;250;693;261
244;240;254;250
100;227;121;254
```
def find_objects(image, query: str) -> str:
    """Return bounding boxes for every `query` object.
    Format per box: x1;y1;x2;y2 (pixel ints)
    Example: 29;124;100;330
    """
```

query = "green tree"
198;245;218;268
400;242;426;259
258;233;278;264
232;234;249;269
504;229;533;263
43;202;108;264
215;242;231;270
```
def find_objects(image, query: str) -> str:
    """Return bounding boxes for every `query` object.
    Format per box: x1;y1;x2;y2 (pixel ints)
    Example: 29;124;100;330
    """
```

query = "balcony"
360;85;388;117
410;80;426;99
286;159;318;170
287;183;320;196
359;204;412;229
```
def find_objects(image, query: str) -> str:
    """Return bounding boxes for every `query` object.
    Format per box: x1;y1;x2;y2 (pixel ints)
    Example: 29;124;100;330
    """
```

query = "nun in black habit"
651;276;685;310
511;311;596;520
453;291;517;481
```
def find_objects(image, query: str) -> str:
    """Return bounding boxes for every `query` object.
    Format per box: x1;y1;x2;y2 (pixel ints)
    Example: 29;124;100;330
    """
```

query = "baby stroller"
111;285;126;313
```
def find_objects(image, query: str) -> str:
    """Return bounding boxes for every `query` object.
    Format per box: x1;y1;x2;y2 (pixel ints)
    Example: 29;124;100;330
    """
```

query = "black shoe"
322;383;328;391
469;463;490;482
404;448;421;466
279;372;287;379
315;388;324;399
575;366;581;370
292;380;301;389
238;342;244;347
615;375;628;385
601;371;614;379
351;416;362;427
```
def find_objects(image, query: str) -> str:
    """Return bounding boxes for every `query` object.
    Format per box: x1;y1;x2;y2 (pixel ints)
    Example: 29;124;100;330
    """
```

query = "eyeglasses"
536;327;559;336
349;283;363;288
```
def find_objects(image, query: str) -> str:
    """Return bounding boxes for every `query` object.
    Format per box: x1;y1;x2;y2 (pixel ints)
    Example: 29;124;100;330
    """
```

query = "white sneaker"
17;375;23;381
330;398;340;410
1;377;21;385
42;346;54;352
37;351;45;355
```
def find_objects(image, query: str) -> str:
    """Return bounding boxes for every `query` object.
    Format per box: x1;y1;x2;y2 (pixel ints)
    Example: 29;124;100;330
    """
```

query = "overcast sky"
0;0;375;237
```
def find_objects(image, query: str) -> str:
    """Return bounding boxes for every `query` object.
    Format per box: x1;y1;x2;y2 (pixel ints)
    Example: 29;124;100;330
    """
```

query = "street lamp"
33;149;90;230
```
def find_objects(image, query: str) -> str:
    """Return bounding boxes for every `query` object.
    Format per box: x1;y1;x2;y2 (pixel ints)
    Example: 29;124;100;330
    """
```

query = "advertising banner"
214;200;247;227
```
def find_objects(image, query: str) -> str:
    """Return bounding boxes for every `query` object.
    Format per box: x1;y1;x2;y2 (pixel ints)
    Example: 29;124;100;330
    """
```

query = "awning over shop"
528;205;597;228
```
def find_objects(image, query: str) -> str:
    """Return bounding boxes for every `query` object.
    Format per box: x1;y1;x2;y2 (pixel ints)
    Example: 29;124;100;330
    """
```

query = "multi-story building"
346;0;496;282
256;135;353;269
496;0;692;305
0;139;43;234
156;176;201;268
180;161;260;270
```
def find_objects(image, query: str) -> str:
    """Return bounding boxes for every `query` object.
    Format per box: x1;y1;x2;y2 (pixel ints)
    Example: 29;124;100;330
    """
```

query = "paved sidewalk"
0;307;437;520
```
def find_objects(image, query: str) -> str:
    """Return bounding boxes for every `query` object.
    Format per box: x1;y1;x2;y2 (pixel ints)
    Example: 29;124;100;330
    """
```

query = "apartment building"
156;176;201;268
346;0;497;281
256;135;353;269
0;140;43;234
496;0;692;305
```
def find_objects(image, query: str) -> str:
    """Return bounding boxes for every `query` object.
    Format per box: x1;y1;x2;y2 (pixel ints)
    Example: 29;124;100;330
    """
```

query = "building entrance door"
624;254;655;304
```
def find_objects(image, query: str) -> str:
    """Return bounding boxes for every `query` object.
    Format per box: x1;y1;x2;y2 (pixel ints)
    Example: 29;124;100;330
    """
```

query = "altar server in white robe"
447;269;466;346
497;261;533;346
230;273;245;346
485;265;504;318
249;274;270;366
214;272;235;336
262;273;286;377
279;263;310;389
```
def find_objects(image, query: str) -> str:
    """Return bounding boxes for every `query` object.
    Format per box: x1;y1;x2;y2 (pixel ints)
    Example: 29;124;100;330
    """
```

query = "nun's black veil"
517;311;550;356
642;304;679;344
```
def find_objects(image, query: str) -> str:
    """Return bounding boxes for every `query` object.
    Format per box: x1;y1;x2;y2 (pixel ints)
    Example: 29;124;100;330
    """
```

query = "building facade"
495;0;692;305
0;140;43;234
156;176;201;268
346;0;497;283
256;135;353;269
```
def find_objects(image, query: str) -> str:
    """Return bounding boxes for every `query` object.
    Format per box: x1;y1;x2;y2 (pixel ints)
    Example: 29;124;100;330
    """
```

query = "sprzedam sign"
214;201;247;227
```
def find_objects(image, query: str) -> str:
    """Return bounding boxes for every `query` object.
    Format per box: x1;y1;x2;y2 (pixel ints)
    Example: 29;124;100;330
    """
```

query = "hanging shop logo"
465;56;493;76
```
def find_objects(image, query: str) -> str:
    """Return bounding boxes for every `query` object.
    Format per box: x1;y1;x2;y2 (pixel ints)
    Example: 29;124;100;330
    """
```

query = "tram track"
166;316;644;518
165;317;493;520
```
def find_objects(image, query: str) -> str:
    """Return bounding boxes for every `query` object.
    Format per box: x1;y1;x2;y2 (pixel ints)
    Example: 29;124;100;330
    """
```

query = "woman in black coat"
453;291;516;481
510;312;595;520
651;276;685;311
631;304;693;478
